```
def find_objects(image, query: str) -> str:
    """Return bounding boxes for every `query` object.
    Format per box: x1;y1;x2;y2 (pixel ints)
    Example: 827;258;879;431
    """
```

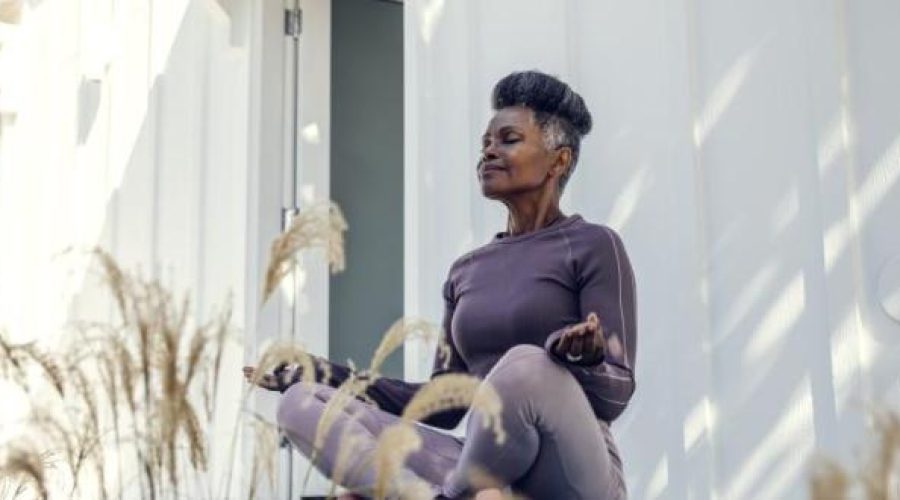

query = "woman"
244;70;636;499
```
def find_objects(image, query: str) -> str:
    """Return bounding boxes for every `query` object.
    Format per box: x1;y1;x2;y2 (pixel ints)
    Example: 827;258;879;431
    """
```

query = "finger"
569;336;584;359
556;331;573;356
574;323;591;339
586;334;602;362
277;367;295;387
260;374;281;390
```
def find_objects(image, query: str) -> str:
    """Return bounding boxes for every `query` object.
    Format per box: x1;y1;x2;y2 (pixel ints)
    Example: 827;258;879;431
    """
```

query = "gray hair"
492;70;593;195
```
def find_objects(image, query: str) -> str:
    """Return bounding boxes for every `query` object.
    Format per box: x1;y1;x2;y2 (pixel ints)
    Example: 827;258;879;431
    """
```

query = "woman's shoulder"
447;244;492;272
565;216;628;251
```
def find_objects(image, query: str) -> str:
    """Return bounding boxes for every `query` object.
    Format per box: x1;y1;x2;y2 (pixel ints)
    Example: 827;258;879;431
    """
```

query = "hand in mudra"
242;363;295;392
552;312;605;365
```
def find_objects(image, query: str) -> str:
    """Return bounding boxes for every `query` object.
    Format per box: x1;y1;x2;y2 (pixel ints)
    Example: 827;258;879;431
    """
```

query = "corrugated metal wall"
403;1;900;498
0;0;255;495
0;0;248;358
0;0;336;496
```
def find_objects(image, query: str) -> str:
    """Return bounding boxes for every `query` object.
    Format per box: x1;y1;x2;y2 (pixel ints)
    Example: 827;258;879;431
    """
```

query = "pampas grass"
371;423;423;499
246;414;278;500
0;248;255;500
274;316;509;499
401;374;505;445
810;410;900;500
0;440;50;500
368;318;441;376
262;200;347;304
362;374;504;500
1;199;516;500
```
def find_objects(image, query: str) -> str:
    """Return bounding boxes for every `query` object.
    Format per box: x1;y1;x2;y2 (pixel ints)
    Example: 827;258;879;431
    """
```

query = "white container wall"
403;1;900;499
0;0;333;497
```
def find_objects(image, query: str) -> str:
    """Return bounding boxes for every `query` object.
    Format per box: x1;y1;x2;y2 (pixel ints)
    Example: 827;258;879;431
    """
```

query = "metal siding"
404;1;900;498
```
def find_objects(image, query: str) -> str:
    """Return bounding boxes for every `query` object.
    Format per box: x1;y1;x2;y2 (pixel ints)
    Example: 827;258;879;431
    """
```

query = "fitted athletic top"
297;213;637;430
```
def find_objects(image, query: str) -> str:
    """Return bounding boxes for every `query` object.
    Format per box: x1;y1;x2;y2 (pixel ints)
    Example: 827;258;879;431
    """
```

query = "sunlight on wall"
724;375;814;500
692;45;761;147
606;165;651;230
830;310;865;415
744;273;806;365
0;0;191;343
646;454;669;499
684;396;719;453
817;113;852;176
771;186;799;235
824;136;900;273
719;262;778;337
418;0;446;45
302;122;321;144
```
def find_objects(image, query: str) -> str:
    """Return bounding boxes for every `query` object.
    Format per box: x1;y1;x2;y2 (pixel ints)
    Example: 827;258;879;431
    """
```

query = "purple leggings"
276;344;626;499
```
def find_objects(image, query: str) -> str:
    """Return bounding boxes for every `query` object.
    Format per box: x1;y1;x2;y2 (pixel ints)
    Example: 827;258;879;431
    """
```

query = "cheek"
506;146;548;178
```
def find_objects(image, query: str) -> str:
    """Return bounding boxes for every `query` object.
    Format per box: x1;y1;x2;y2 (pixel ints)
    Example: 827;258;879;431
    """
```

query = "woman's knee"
277;382;328;428
487;344;568;397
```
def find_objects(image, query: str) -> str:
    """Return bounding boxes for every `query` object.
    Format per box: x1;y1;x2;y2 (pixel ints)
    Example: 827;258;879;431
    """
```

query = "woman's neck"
504;201;564;237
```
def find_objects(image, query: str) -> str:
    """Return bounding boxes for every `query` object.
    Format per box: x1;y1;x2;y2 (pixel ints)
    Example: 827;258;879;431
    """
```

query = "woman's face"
477;106;564;200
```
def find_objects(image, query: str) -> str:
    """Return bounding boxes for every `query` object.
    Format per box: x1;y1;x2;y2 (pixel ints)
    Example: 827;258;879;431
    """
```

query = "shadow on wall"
42;1;900;499
582;19;900;500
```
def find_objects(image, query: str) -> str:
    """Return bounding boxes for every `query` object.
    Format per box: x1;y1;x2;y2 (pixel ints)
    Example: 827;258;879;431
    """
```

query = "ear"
550;146;573;179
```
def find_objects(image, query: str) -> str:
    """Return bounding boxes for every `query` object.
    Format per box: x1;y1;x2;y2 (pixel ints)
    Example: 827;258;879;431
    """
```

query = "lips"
479;163;507;175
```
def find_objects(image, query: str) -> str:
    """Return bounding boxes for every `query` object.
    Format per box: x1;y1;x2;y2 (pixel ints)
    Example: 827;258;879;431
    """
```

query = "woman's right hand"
242;363;294;392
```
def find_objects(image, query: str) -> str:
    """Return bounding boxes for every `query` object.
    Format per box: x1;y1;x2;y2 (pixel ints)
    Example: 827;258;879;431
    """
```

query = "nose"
479;142;500;166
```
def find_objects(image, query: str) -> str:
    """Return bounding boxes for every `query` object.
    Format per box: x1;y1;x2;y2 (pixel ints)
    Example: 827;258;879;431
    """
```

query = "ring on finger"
565;352;583;363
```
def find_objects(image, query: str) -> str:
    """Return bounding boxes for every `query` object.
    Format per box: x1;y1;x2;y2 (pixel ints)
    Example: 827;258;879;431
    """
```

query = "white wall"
403;1;900;498
0;0;334;497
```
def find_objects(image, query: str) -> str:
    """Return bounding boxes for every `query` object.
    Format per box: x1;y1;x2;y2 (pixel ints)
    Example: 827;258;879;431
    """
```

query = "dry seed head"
372;423;421;500
809;457;849;500
402;374;506;445
0;439;50;500
89;247;131;323
183;328;210;388
435;333;453;371
247;414;278;500
181;400;208;471
262;201;348;304
18;343;65;397
862;411;900;500
369;318;439;375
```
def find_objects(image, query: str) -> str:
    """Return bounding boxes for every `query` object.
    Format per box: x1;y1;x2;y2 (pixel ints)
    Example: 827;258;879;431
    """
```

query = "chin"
479;184;503;200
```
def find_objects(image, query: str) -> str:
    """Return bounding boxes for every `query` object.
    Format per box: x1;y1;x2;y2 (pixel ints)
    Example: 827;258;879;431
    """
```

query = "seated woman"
244;70;637;500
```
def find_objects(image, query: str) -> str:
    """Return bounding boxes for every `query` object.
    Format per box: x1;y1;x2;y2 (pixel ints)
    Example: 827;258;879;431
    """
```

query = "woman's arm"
544;225;637;422
258;276;470;430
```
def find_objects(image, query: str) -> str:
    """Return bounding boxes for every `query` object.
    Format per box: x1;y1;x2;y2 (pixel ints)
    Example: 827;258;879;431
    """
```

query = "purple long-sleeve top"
299;214;637;430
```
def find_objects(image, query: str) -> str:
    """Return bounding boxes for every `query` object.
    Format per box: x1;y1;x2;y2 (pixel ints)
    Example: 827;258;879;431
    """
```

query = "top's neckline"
491;213;582;244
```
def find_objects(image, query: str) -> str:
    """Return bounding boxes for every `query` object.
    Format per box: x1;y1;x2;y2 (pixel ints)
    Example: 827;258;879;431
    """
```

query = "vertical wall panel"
0;0;257;496
404;1;900;498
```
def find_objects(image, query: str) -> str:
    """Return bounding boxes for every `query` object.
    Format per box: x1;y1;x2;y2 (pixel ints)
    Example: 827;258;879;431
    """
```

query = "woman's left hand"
552;312;605;365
